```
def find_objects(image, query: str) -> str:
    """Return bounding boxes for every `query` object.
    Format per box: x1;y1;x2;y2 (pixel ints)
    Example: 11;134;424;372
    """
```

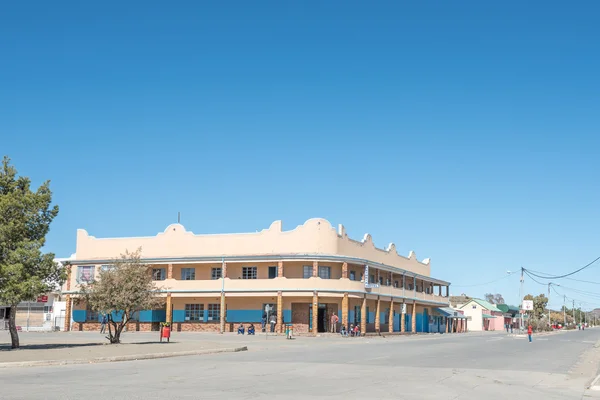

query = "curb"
589;373;600;391
0;346;248;369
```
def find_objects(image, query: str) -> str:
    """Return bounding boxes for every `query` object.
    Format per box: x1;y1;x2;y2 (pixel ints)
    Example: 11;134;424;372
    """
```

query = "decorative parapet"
74;218;432;276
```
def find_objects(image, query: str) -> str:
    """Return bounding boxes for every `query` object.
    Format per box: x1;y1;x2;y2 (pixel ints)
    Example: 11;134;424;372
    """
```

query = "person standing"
330;312;339;333
527;324;533;343
100;314;107;334
261;313;267;333
269;314;276;333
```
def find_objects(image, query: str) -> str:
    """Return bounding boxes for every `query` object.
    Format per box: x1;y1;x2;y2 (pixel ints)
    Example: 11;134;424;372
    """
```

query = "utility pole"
519;267;524;331
563;295;566;327
572;300;575;327
547;283;551;329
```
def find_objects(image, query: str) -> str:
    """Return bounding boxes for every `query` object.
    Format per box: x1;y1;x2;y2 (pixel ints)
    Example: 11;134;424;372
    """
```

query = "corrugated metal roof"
461;298;502;312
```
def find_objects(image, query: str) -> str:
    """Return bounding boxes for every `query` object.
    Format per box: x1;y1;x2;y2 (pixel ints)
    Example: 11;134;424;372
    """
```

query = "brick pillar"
342;262;348;279
66;264;72;291
401;302;406;333
360;296;367;335
277;261;283;278
312;261;318;277
389;299;394;333
167;264;173;279
166;293;172;324
375;297;381;333
277;291;283;333
220;292;226;333
64;294;72;331
390;272;393;287
222;262;227;278
465;319;468;332
411;301;417;333
342;292;349;328
312;292;319;336
445;317;449;333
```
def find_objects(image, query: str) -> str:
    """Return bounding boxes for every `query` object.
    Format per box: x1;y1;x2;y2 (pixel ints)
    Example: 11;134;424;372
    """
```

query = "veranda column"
375;297;381;333
388;298;394;333
277;291;283;333
342;262;348;279
411;301;417;333
222;262;227;278
166;293;172;324
360;296;367;335
312;291;319;336
220;292;226;333
445;317;449;333
64;294;72;332
313;261;318;277
167;263;173;279
278;261;283;278
401;301;406;333
342;292;349;328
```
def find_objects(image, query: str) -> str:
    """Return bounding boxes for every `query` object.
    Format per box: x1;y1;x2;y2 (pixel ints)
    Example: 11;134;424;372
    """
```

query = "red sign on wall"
36;295;48;303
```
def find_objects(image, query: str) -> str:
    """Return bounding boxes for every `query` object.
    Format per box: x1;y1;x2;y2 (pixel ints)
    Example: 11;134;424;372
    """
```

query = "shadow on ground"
0;341;173;351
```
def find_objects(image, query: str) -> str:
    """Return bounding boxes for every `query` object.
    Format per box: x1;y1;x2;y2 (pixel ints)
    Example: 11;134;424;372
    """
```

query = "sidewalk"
0;331;256;367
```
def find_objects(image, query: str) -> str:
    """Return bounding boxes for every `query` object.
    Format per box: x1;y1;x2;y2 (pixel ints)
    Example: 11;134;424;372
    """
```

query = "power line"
452;271;516;288
524;256;600;280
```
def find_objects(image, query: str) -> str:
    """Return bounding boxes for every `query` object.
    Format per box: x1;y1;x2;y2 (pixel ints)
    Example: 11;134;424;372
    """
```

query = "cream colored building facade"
64;219;452;335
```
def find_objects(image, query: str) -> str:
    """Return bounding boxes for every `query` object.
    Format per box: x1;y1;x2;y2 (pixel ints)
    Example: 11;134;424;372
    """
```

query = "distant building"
459;299;504;331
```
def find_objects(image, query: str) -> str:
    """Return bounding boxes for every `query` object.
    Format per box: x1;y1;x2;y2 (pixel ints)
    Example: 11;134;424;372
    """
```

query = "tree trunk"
8;304;20;349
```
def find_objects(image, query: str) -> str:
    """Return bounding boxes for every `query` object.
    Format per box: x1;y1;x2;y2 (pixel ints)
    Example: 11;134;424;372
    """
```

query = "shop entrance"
309;304;328;333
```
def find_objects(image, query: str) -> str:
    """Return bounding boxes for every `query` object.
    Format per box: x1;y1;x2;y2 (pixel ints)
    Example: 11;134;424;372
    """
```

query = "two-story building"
64;219;451;335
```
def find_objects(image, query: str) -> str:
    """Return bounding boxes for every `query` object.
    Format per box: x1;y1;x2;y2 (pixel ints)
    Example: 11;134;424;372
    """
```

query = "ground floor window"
87;308;99;322
349;271;356;281
207;304;220;321
185;304;203;321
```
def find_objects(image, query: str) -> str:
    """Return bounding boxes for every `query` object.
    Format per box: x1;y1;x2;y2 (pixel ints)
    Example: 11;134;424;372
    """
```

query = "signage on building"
36;295;48;303
363;265;380;289
522;300;534;311
401;303;407;314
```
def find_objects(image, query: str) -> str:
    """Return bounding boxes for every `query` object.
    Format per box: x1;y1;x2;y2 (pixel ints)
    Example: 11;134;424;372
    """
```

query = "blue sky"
2;1;599;310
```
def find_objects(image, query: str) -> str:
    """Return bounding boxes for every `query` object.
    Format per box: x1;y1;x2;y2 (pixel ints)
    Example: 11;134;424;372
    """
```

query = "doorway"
308;304;328;333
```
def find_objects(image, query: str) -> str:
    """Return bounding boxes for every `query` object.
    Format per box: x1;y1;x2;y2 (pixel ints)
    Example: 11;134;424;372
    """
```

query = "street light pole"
563;295;566;327
519;267;524;331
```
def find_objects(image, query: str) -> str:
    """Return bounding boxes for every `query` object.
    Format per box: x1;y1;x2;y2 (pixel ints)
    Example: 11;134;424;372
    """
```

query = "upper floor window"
211;268;222;280
318;266;331;279
379;277;383;285
77;266;95;283
100;264;114;272
181;268;195;280
303;265;312;279
386;278;391;286
152;268;166;281
242;266;257;280
369;275;375;284
268;266;277;279
349;271;356;281
185;304;203;321
394;280;399;288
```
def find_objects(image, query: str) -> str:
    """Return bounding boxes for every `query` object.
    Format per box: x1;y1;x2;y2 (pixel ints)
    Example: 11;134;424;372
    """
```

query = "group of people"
340;324;361;337
237;323;256;335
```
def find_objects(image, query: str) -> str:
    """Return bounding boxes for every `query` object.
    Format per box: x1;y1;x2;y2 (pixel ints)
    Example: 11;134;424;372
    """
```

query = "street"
1;329;599;400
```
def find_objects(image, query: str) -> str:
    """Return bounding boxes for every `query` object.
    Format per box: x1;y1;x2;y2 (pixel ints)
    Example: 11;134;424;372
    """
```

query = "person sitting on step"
248;323;255;335
237;323;245;335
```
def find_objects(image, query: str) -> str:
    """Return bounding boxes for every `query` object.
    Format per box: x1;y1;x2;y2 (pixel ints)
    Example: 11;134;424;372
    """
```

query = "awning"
436;308;468;318
482;314;495;318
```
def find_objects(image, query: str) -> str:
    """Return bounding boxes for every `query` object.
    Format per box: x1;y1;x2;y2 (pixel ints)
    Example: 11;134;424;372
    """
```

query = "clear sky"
2;1;599;311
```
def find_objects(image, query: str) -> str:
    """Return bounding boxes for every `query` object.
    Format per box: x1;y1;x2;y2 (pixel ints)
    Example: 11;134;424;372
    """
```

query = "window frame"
77;266;95;284
207;304;220;321
211;267;222;280
242;266;257;280
303;265;312;279
152;268;166;281
185;304;204;321
349;271;356;281
181;268;196;281
268;266;277;279
318;266;331;279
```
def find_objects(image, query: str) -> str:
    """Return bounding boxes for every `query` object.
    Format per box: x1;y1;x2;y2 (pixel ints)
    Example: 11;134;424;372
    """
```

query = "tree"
79;249;164;344
484;293;505;304
0;156;63;348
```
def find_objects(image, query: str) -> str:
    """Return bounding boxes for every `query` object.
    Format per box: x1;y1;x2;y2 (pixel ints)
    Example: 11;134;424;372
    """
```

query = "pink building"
459;299;504;331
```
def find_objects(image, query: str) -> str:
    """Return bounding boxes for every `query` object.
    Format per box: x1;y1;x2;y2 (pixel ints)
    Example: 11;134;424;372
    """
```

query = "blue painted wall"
393;314;400;332
172;310;186;322
110;311;124;322
348;310;355;325
380;313;386;325
138;310;166;322
283;310;291;324
405;314;412;332
227;310;263;323
73;310;86;323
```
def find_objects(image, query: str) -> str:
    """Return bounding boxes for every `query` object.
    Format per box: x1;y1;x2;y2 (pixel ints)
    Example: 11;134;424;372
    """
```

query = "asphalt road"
1;329;599;400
